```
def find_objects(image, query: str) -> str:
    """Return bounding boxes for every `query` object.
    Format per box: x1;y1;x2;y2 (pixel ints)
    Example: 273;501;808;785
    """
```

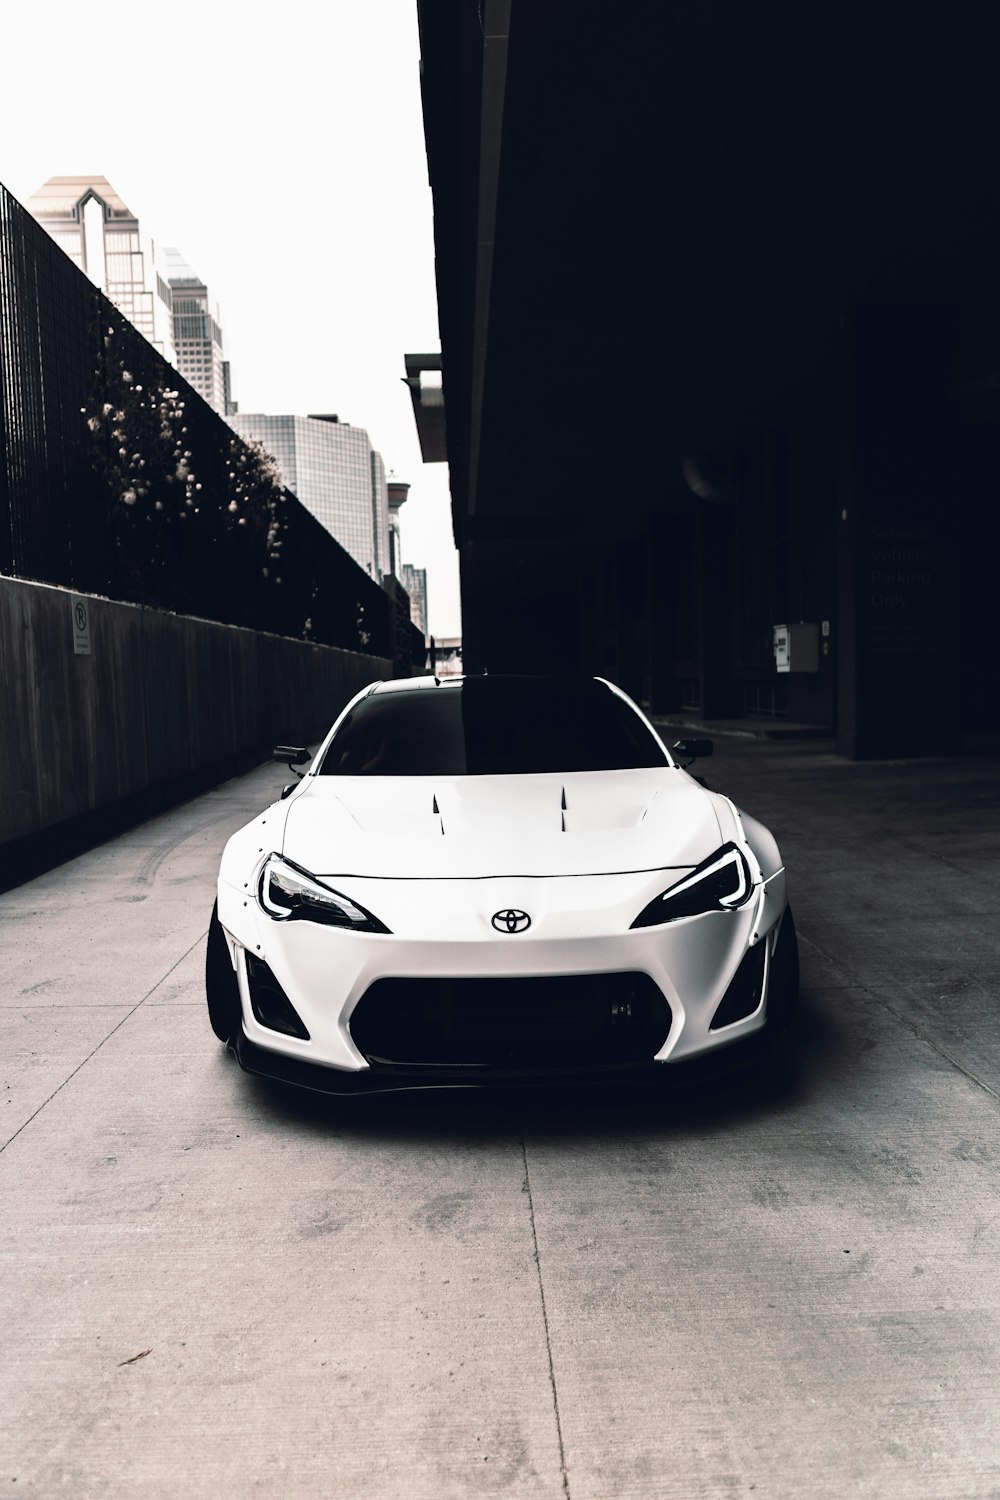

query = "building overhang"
403;353;448;464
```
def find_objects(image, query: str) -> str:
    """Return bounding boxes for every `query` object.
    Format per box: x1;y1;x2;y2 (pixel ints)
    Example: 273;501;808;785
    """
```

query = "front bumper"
218;866;787;1088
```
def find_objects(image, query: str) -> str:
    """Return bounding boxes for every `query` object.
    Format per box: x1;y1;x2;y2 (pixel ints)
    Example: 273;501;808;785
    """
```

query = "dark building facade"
415;1;1000;756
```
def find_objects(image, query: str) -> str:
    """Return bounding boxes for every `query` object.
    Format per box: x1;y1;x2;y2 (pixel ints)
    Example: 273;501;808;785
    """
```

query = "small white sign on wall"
72;595;92;656
773;624;789;673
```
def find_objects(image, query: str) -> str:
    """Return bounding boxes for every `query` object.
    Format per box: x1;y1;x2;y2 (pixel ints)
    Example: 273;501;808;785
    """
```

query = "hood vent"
286;770;719;877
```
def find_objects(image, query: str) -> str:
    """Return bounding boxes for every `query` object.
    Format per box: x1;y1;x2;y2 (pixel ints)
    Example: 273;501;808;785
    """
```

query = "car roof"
369;675;460;694
370;674;611;696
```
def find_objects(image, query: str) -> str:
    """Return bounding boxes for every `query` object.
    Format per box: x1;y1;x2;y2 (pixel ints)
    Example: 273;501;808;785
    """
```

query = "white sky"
0;0;461;637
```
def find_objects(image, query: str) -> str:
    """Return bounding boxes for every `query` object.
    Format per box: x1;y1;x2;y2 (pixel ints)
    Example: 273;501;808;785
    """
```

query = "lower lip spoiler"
229;1026;768;1096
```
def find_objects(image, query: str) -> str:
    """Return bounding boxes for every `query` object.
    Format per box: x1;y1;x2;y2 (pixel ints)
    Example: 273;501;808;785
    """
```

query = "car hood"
281;770;723;878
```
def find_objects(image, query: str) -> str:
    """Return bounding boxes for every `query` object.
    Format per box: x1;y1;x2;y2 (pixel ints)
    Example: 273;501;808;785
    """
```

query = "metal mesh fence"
0;182;422;666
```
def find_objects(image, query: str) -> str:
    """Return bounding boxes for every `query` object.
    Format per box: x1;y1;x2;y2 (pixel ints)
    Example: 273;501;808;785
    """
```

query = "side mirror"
273;745;310;767
672;737;714;762
273;746;310;784
280;783;298;800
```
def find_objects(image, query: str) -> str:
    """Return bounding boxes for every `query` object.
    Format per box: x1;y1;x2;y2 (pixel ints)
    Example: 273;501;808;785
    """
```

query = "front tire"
206;900;241;1044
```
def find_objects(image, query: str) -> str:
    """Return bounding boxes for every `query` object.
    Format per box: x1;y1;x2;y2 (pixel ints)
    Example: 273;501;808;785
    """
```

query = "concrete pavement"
2;739;1000;1498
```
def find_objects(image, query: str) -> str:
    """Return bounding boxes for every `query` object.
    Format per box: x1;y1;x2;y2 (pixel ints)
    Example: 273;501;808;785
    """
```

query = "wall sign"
773;625;789;673
72;596;92;656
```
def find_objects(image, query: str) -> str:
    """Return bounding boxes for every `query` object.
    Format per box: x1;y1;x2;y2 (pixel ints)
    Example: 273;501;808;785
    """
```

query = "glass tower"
401;564;429;637
25;176;175;362
160;247;234;416
229;412;390;581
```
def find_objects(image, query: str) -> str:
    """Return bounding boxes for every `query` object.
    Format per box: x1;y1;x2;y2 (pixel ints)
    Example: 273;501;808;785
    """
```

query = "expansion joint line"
0;928;208;1154
521;1129;571;1500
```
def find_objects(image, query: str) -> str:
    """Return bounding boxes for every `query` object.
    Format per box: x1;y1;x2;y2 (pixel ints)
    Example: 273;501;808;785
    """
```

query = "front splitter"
230;1027;768;1096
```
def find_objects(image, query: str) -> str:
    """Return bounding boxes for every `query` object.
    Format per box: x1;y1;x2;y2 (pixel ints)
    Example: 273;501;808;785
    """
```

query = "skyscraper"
159;247;235;417
386;477;429;636
25;176;174;361
400;564;429;637
228;412;390;581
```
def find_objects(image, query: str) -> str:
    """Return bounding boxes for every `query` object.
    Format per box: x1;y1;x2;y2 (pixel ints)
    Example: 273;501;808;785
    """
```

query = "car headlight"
258;854;391;933
630;843;754;928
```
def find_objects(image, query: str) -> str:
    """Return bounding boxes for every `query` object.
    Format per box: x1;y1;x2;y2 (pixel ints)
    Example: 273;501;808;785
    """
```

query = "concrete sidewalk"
2;740;999;1497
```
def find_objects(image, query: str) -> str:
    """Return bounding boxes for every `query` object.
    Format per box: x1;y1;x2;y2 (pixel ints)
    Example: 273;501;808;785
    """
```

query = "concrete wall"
0;576;397;848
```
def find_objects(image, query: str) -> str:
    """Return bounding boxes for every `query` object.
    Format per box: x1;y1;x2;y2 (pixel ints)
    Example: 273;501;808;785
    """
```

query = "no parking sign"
72;595;92;656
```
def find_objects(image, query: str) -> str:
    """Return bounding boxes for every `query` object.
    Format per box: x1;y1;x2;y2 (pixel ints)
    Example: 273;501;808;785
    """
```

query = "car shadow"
235;1022;834;1147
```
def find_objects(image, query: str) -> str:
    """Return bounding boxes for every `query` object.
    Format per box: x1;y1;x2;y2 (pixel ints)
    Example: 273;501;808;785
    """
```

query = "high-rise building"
229;412;390;581
25;176;174;361
386;477;429;636
222;362;237;417
401;564;429;638
159;247;235;416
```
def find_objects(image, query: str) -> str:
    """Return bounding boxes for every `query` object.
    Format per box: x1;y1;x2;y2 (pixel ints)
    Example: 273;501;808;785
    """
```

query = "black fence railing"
0;182;421;667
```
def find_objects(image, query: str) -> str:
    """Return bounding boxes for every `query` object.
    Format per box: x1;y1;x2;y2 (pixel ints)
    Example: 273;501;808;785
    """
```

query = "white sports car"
206;675;798;1093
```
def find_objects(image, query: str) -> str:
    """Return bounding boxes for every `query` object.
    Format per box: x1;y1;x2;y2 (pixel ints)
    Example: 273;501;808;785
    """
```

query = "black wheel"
206;900;241;1044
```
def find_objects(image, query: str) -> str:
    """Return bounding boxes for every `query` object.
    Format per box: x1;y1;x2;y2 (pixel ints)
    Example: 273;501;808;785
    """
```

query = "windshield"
318;677;670;777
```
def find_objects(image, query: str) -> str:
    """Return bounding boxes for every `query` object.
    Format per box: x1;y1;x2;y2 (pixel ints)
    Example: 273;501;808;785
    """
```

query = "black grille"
349;973;671;1068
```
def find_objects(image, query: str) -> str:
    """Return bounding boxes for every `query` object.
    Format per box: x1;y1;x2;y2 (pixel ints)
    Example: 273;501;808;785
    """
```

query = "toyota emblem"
492;908;531;934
